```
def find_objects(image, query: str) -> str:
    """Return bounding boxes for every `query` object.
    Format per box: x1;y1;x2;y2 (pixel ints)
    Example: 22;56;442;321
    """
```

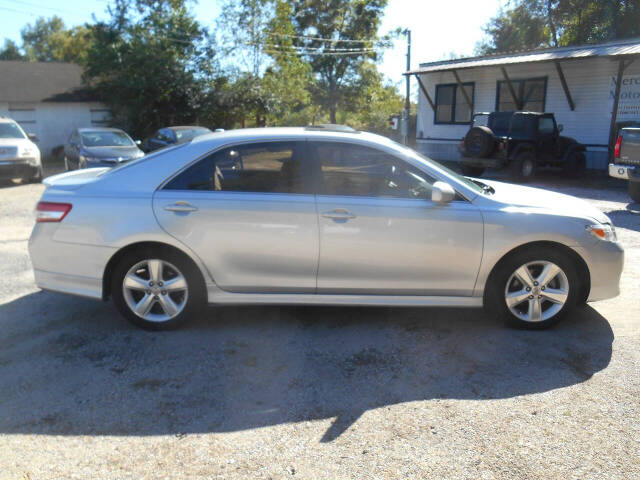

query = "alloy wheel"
504;260;569;323
122;259;189;322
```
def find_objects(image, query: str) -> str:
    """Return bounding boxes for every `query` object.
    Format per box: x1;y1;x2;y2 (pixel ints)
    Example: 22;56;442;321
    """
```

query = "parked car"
609;127;640;202
0;116;42;183
143;126;212;152
64;127;144;170
30;126;623;331
460;111;586;182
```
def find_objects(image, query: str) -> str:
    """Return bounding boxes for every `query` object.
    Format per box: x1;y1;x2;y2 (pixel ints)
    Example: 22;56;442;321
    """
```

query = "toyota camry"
29;125;624;330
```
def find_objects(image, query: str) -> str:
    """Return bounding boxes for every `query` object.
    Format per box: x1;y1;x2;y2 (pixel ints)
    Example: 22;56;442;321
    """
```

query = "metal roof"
406;38;640;75
0;61;95;102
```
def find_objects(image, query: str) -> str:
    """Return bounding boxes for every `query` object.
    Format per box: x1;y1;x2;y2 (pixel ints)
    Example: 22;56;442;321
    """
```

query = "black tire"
629;181;640;203
461;165;485;177
508;151;537;183
24;165;43;184
464;126;494;158
111;247;205;330
484;246;579;329
563;151;586;178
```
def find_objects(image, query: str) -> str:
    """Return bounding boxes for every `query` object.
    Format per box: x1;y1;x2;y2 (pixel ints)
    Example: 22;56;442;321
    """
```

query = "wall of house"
415;57;640;170
0;102;110;160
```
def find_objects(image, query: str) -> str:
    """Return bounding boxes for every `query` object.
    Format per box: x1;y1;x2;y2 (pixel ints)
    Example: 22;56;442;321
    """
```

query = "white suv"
0;117;42;183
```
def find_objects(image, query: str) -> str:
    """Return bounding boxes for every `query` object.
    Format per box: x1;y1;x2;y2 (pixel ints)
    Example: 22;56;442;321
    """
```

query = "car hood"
82;145;143;161
480;179;611;224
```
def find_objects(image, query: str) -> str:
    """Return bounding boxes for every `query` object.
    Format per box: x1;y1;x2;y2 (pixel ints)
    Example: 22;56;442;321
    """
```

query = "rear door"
536;115;559;161
310;141;484;296
153;140;319;293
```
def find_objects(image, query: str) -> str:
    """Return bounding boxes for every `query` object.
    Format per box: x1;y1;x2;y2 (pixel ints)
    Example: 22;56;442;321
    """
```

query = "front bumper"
573;240;625;302
609;163;640;181
0;158;38;179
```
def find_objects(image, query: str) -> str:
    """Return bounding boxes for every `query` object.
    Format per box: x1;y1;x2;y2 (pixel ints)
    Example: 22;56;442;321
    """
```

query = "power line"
264;31;375;44
0;5;35;16
244;41;377;53
263;49;377;56
1;0;75;14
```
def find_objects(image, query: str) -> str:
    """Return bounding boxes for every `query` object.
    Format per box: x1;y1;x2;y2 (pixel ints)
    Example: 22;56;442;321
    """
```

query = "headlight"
80;154;101;163
586;224;617;242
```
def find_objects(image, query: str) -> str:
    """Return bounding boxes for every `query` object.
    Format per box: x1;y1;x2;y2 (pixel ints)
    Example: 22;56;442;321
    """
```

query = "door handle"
322;208;356;220
164;201;198;213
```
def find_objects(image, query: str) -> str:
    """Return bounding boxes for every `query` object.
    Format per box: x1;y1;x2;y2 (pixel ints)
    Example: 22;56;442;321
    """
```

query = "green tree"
478;0;640;54
19;16;94;63
291;0;388;123
262;0;312;125
0;40;23;60
84;0;216;137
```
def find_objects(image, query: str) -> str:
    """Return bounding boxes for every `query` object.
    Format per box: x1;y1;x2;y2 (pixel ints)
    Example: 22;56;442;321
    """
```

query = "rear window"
622;129;640;142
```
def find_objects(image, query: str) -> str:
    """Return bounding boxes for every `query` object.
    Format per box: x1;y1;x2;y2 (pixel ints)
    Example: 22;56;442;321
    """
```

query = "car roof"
190;126;374;147
78;127;126;133
168;126;211;131
0;117;18;123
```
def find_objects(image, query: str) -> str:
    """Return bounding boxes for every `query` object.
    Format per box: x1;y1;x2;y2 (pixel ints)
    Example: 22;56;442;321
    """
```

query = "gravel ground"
0;171;639;479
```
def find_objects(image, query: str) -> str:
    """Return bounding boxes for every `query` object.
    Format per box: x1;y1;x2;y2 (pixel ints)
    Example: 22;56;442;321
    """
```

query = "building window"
496;77;547;112
434;83;474;124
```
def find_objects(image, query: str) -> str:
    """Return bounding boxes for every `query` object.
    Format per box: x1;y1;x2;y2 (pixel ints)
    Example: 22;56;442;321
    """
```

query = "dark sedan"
143;126;212;152
64;128;145;170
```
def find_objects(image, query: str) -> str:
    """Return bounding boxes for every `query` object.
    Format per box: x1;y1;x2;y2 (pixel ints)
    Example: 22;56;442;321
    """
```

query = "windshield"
81;131;134;147
0;122;26;139
175;127;211;142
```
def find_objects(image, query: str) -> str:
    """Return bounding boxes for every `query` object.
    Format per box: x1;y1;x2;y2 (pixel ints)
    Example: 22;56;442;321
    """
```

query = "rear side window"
164;141;307;193
311;142;435;199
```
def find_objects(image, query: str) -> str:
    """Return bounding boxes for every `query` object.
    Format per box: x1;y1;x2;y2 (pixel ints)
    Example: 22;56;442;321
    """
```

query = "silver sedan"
29;126;624;330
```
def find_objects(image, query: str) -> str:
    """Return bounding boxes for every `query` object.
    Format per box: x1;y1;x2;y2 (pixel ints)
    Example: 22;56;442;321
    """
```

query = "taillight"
614;135;622;159
36;202;72;223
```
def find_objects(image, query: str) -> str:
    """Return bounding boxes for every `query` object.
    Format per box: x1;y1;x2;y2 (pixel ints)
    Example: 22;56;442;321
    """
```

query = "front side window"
497;77;547;112
435;83;474;124
164;141;306;194
311;142;434;199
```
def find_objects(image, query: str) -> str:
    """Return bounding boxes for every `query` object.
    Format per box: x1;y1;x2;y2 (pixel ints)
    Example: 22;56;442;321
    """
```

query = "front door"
310;141;483;296
153;140;319;293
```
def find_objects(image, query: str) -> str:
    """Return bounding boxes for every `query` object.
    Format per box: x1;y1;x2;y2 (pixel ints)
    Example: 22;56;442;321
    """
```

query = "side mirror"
431;181;456;204
557;124;564;133
135;139;142;145
27;133;38;142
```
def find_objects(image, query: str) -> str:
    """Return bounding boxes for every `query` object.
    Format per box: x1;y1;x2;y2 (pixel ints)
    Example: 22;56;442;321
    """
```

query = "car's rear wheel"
485;247;578;329
111;249;204;330
508;151;536;183
461;165;485;177
629;180;640;203
563;151;586;178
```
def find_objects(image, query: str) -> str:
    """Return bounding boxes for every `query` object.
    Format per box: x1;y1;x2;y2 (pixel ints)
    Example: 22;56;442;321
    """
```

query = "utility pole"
402;29;411;146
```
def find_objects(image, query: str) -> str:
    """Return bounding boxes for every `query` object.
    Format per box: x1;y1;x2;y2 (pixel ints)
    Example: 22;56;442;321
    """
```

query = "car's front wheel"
485;248;578;329
629;180;640;203
111;249;205;330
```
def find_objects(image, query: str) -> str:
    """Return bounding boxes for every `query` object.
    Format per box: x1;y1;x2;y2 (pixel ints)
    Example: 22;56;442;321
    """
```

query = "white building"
406;38;640;170
0;61;109;159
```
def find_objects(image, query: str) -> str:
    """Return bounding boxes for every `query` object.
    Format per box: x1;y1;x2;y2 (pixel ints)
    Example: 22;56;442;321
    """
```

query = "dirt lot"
0;170;639;479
